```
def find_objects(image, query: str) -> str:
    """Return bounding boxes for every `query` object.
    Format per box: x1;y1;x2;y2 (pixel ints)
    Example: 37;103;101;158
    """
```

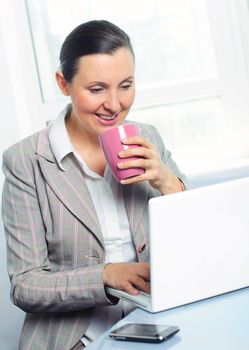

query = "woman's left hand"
117;136;184;195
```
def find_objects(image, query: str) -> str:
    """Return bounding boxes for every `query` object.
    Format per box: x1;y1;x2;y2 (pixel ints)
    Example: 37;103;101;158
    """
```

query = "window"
26;0;218;103
6;0;249;167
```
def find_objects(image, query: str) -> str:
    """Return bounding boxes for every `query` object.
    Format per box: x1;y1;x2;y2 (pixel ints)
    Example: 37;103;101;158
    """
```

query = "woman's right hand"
103;262;150;296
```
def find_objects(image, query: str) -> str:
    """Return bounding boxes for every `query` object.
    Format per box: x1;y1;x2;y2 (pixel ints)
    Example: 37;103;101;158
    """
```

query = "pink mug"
99;124;145;182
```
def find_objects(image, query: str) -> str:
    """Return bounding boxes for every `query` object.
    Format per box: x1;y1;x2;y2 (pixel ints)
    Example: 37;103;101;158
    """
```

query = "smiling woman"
56;48;135;134
57;47;136;176
2;20;188;350
55;21;136;176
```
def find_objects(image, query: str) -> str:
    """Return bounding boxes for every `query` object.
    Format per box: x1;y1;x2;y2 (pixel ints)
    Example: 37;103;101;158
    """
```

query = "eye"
120;82;133;90
89;87;104;94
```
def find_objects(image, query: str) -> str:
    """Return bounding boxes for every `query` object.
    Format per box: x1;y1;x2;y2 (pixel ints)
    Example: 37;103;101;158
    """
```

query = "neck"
65;114;100;151
65;113;107;175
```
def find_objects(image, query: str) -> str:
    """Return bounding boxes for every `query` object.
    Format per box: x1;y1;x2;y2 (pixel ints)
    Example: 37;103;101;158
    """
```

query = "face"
56;47;135;139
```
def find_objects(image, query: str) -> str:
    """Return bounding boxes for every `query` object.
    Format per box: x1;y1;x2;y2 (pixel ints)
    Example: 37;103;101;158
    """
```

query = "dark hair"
59;20;134;83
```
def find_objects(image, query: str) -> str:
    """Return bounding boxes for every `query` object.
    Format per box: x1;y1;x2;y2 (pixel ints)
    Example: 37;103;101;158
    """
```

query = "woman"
2;20;189;350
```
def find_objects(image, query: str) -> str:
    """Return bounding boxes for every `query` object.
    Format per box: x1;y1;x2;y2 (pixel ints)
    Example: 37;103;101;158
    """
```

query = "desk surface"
87;287;249;350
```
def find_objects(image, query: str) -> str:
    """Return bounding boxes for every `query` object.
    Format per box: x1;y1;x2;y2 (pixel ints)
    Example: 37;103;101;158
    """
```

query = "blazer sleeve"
1;147;115;313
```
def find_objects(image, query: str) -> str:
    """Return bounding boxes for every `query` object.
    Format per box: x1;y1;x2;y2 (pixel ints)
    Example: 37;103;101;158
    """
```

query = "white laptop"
107;176;249;313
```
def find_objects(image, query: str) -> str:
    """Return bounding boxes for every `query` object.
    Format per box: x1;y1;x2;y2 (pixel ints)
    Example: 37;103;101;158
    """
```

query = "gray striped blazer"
2;121;188;350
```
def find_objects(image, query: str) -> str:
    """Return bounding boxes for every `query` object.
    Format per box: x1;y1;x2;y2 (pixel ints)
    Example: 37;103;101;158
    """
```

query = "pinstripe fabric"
2;121;189;350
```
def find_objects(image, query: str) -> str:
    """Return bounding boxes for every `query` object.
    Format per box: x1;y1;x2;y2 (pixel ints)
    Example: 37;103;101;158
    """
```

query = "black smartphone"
109;323;180;343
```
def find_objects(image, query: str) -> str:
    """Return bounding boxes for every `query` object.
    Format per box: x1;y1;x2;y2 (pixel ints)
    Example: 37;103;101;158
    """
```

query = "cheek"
72;93;102;112
123;90;135;109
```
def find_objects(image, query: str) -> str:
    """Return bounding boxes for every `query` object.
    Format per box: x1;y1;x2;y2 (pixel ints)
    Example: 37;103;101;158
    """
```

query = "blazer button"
137;243;146;254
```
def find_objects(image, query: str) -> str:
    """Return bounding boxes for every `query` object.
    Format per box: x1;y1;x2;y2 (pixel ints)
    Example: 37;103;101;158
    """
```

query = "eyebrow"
87;76;135;87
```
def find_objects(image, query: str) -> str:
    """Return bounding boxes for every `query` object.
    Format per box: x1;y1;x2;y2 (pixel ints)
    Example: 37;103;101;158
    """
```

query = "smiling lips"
95;112;120;124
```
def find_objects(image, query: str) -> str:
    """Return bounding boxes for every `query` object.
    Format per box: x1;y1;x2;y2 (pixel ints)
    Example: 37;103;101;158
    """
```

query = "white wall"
0;20;25;350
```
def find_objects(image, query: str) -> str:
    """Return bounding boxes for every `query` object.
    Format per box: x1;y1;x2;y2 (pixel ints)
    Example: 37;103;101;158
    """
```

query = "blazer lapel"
36;129;104;248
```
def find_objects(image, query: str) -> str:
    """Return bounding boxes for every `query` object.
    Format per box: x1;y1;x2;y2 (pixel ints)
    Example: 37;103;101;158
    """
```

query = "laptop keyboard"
132;291;150;306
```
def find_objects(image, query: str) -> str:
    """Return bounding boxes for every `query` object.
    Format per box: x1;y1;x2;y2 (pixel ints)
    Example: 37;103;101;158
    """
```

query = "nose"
103;91;121;113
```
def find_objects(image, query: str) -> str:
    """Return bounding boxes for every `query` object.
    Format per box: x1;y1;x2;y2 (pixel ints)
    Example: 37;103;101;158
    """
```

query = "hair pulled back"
59;20;134;83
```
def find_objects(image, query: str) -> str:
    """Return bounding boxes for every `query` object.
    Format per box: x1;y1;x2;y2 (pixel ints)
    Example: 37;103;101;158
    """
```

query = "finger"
143;282;151;294
119;146;154;159
130;276;151;294
121;281;140;296
137;268;150;281
120;174;147;185
120;167;160;185
135;268;150;283
133;262;150;275
122;136;154;149
117;158;148;170
136;271;150;283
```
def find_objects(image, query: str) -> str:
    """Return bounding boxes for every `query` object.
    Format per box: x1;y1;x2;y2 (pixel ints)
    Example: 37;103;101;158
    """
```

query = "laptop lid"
149;177;249;312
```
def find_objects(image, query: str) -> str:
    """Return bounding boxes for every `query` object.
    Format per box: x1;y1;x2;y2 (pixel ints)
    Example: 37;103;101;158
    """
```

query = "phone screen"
116;324;171;336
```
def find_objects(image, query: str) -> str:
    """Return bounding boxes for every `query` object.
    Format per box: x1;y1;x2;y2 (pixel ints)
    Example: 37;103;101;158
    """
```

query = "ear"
55;71;70;96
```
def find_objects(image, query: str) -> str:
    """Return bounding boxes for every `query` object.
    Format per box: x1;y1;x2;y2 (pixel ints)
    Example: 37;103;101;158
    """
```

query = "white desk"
87;287;249;350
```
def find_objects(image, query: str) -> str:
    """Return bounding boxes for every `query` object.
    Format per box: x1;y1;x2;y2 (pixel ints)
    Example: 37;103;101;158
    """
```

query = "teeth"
100;115;115;120
97;113;118;120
